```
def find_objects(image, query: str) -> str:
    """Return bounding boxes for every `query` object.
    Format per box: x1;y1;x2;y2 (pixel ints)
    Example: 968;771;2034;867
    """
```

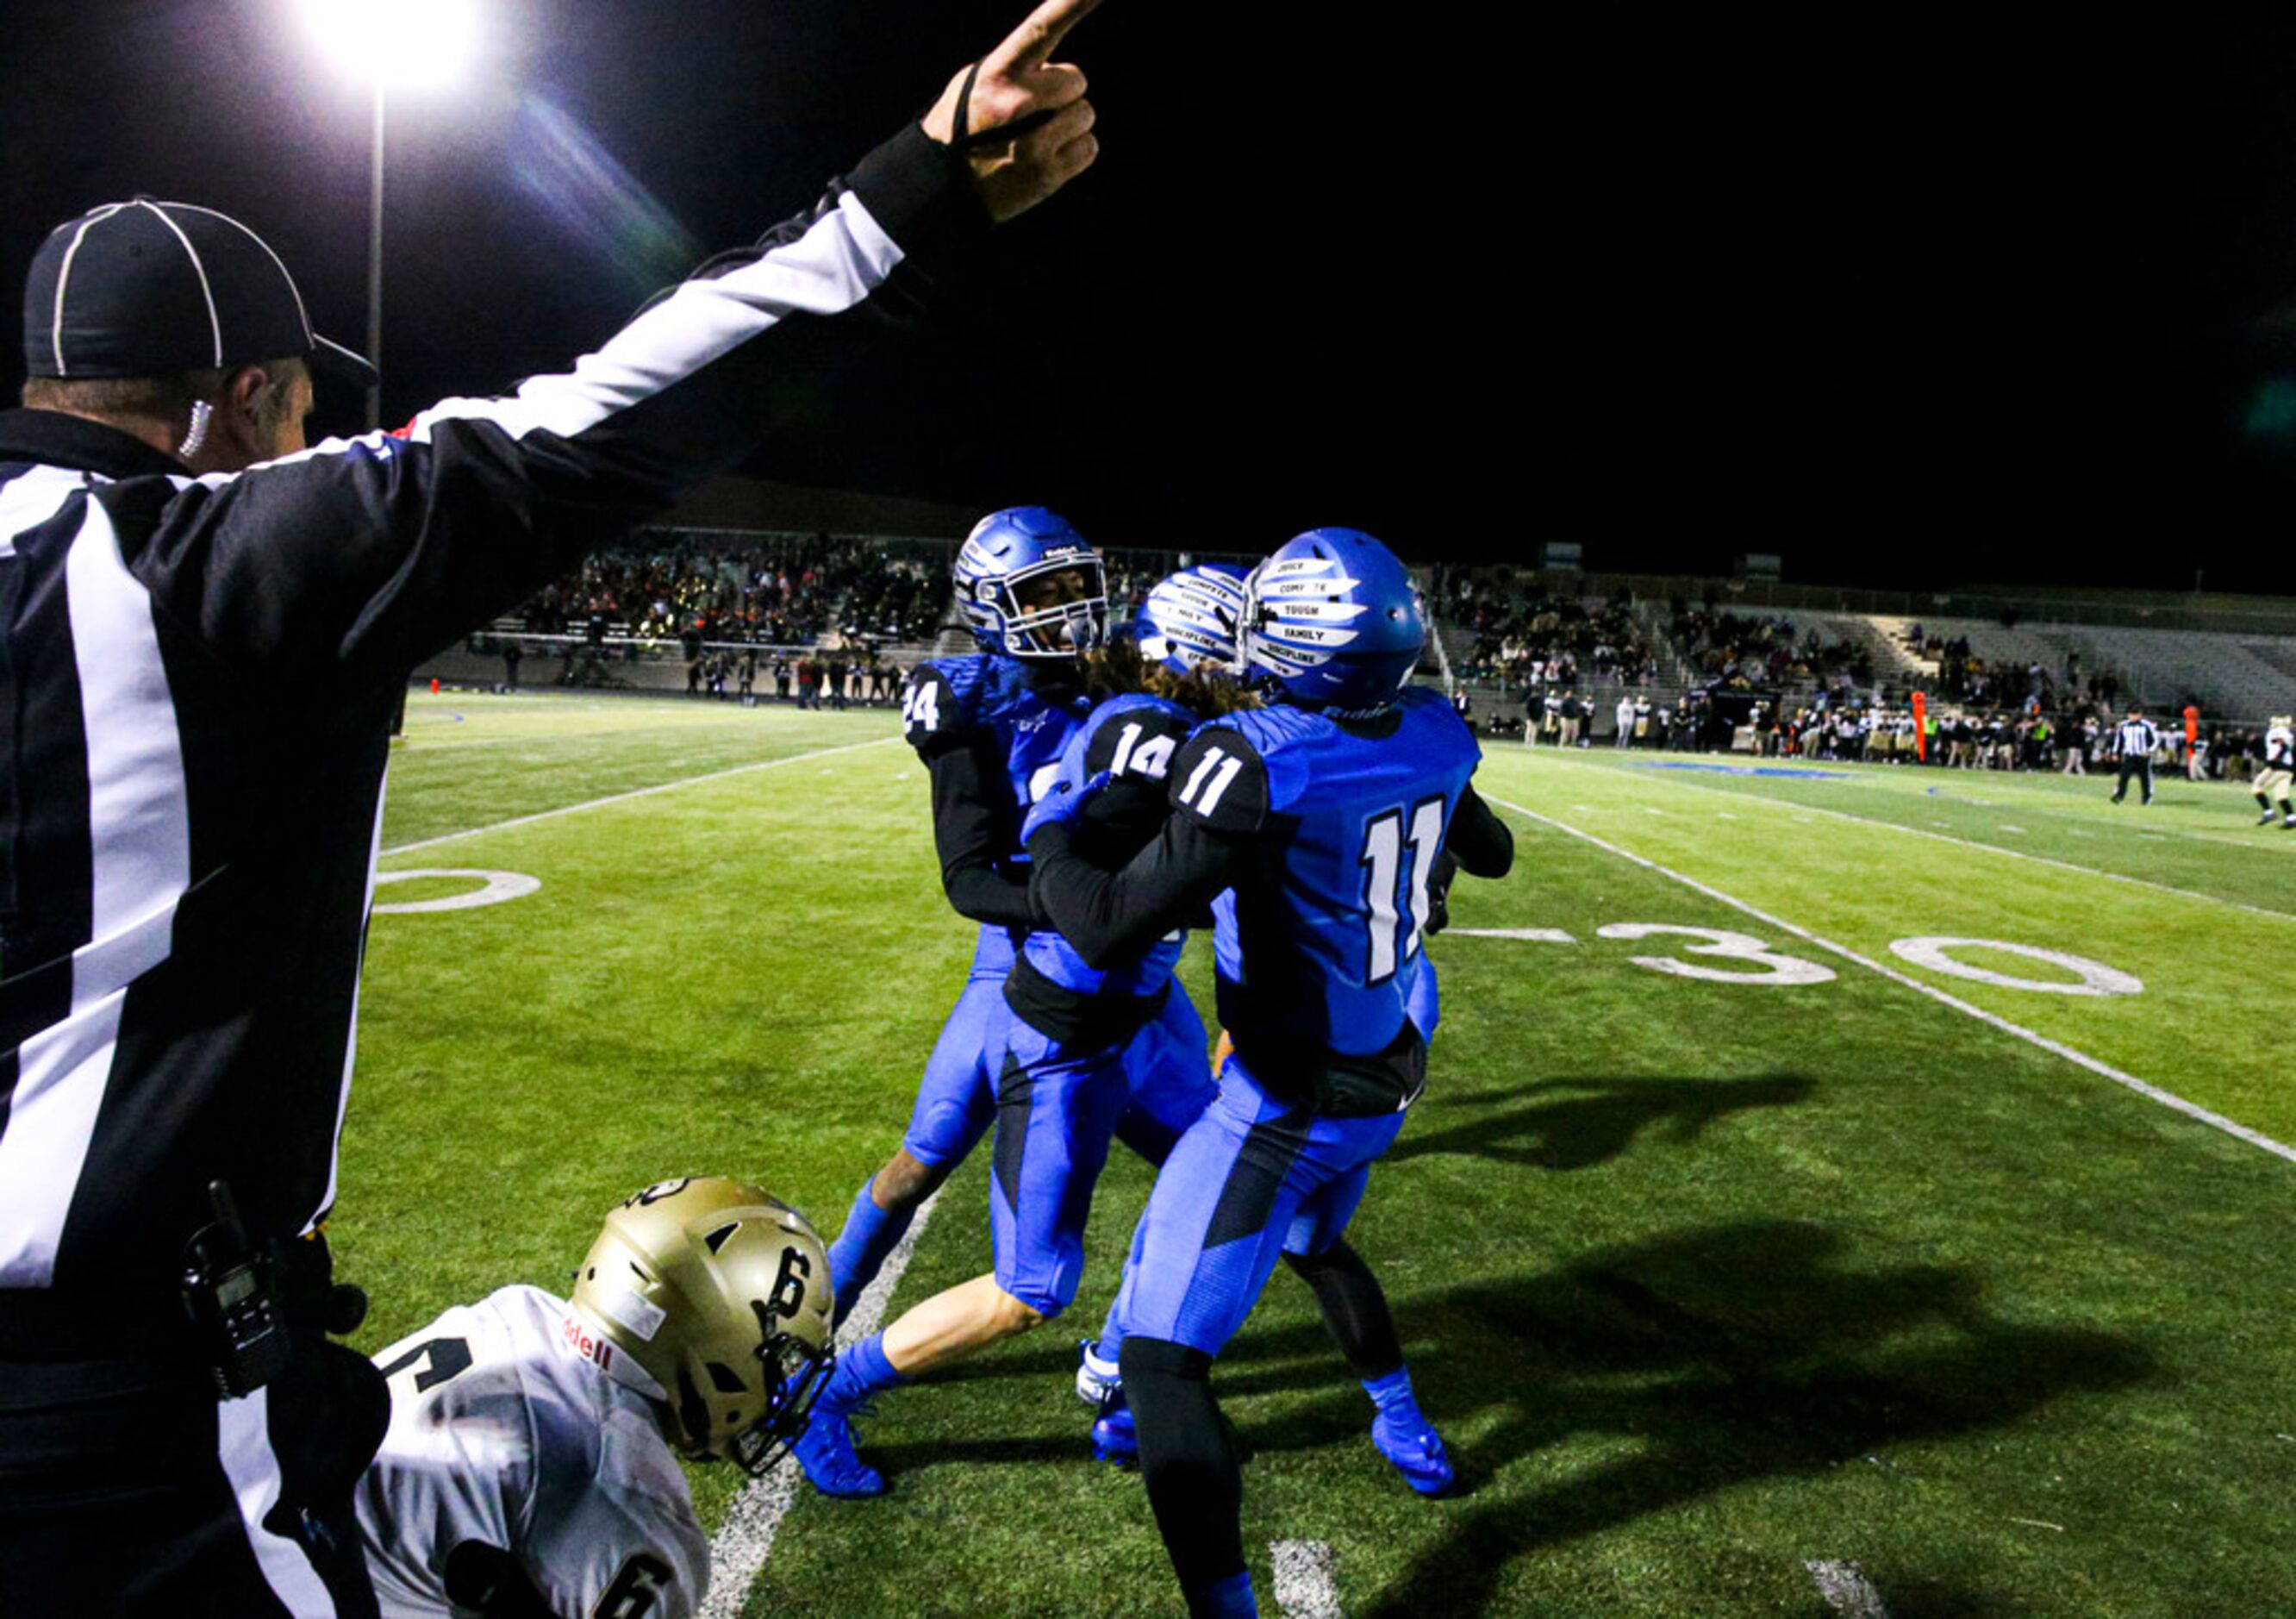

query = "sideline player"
355;1178;833;1617
798;568;1250;1496
1028;530;1515;1618
2257;715;2295;828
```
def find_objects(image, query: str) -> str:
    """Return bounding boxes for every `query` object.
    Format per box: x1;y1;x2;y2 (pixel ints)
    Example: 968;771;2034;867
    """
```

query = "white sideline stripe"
1270;1539;1343;1619
1537;755;2294;922
1806;1559;1889;1617
1758;754;2293;857
700;1192;942;1619
380;737;897;857
1484;795;2296;1167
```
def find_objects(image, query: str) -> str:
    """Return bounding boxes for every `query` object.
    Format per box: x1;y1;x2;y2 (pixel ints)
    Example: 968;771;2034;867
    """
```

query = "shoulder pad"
1082;696;1195;787
902;662;976;752
1167;724;1269;834
1220;702;1322;757
904;656;1005;753
1411;685;1484;764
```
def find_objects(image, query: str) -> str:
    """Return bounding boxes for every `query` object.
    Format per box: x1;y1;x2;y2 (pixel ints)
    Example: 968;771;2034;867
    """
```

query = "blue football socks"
1365;1366;1456;1496
1363;1366;1419;1418
826;1177;914;1328
1185;1571;1257;1619
821;1330;907;1413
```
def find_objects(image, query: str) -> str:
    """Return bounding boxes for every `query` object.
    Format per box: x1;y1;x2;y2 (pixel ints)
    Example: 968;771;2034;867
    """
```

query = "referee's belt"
0;1289;211;1405
0;1233;353;1396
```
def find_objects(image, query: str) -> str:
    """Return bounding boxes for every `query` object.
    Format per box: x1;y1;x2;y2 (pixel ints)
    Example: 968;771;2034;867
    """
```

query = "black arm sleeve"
1027;813;1248;971
1448;784;1515;878
927;740;1038;930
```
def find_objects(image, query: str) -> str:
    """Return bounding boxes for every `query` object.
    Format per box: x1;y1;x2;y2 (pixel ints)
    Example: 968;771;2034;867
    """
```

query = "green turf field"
338;692;2296;1616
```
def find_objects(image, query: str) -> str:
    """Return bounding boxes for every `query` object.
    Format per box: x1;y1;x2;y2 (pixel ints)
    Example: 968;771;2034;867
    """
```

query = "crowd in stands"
1667;603;1875;693
1513;682;2283;782
471;538;2286;785
517;530;945;647
1900;624;2124;711
1436;568;1660;688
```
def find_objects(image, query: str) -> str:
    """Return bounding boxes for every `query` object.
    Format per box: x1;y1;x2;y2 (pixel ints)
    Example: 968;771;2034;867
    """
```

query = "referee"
0;6;1099;1613
2110;702;2160;805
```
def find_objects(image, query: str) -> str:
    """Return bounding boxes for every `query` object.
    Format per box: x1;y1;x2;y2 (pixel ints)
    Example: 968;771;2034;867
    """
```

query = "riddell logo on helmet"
561;1313;615;1372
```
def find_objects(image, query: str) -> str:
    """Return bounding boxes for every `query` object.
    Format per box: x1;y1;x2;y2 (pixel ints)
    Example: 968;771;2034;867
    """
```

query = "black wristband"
945;58;1061;153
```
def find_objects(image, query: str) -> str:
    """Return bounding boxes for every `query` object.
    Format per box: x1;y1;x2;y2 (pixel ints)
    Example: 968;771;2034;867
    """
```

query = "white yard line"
399;717;777;751
1520;757;2293;922
1270;1540;1344;1619
1806;1559;1890;1617
699;1191;942;1619
1482;794;2296;1167
1591;750;2296;856
381;737;899;857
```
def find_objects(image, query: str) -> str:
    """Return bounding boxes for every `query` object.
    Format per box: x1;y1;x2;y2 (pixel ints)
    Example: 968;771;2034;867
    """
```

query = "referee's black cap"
22;197;377;389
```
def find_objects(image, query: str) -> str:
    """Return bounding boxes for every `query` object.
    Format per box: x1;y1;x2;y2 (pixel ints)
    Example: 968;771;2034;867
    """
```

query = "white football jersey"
356;1285;710;1619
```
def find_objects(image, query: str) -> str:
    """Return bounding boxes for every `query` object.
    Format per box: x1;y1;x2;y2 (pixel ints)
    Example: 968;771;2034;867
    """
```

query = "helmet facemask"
975;553;1107;659
720;1310;834;1475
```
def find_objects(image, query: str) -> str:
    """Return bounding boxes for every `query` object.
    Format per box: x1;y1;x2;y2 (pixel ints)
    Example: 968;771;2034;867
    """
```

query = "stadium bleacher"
412;530;2296;726
2030;625;2296;719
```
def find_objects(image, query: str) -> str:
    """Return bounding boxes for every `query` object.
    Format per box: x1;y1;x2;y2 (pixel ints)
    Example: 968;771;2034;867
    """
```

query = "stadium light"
298;0;480;91
297;0;484;428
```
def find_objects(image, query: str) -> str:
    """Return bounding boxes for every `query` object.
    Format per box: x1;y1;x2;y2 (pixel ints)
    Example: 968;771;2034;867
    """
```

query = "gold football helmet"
571;1178;834;1474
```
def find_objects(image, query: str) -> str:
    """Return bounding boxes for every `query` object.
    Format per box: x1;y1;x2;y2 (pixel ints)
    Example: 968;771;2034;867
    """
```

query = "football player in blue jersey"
819;506;1105;1326
796;565;1254;1497
1026;529;1515;1619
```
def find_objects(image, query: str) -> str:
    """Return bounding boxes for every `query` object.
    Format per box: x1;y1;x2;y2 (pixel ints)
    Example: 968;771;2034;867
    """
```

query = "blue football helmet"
1242;528;1425;710
1136;563;1248;674
953;507;1107;659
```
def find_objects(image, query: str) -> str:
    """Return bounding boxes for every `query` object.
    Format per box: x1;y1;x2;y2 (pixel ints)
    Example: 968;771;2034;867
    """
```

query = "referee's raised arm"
0;6;1105;1614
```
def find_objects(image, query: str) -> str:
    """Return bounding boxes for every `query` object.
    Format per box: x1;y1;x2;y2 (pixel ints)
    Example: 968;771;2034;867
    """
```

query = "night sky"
5;3;2295;591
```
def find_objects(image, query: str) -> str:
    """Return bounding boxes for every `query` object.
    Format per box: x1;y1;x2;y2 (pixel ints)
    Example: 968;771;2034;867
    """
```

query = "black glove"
1426;850;1460;935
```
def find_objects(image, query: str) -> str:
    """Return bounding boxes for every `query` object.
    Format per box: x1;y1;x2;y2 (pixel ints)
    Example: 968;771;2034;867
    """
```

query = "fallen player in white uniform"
355;1178;834;1617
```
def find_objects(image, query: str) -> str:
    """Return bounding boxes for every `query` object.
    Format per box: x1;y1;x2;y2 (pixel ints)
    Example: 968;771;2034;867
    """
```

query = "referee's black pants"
0;1333;386;1617
2113;757;2153;803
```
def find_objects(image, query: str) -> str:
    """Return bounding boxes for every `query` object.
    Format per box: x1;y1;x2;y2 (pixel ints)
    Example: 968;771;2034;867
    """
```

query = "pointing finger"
984;0;1104;77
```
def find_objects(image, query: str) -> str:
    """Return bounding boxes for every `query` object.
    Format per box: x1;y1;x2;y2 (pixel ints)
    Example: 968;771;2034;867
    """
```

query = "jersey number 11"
1359;797;1445;984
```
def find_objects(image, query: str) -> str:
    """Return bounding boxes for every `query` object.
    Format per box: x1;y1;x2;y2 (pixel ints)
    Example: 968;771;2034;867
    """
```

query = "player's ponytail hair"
1080;640;1154;700
1081;641;1260;720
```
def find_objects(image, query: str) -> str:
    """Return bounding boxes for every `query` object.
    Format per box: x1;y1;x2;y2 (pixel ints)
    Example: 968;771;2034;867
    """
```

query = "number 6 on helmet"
571;1177;837;1475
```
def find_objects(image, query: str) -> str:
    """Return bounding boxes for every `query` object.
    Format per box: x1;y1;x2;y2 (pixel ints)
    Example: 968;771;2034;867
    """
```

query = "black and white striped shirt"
0;126;973;1296
2114;718;2158;758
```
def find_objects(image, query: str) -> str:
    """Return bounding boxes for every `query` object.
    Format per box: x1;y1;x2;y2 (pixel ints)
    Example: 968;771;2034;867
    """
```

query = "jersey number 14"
1359;797;1445;984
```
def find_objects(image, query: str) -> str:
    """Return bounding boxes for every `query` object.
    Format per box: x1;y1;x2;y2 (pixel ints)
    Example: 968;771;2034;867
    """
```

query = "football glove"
1021;769;1109;845
1425;850;1461;935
